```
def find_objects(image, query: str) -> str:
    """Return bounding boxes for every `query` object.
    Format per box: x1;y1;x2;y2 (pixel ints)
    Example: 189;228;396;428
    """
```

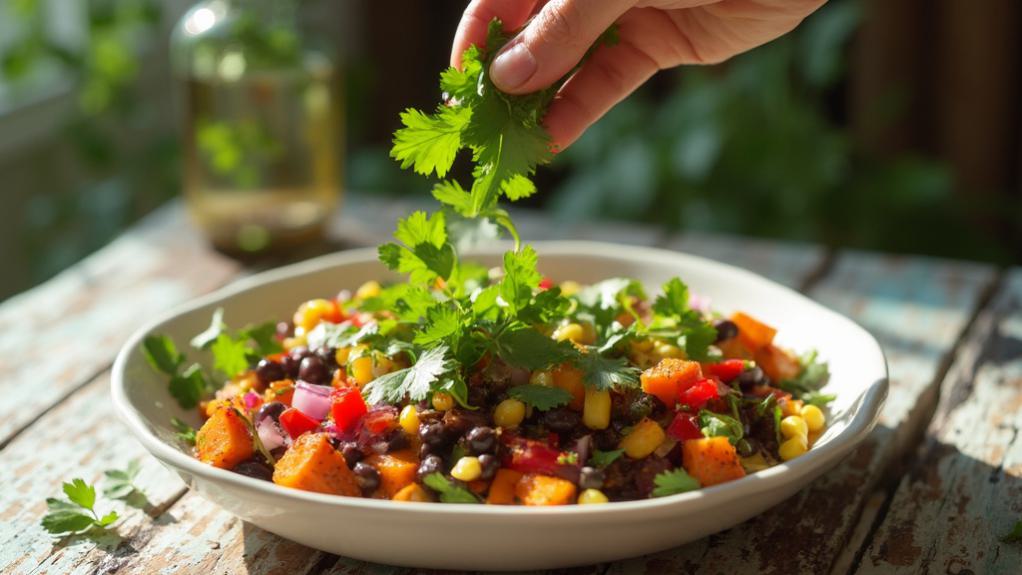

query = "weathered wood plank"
0;207;240;447
0;375;187;575
608;252;996;574
853;270;1022;574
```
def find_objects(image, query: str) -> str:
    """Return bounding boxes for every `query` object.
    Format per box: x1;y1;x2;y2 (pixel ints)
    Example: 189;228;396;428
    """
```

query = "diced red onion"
292;381;332;420
243;391;261;410
689;293;711;313
256;418;289;451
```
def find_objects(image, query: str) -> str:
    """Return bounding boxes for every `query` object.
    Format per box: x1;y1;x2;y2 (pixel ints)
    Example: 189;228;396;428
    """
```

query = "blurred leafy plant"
546;0;1007;261
197;119;284;188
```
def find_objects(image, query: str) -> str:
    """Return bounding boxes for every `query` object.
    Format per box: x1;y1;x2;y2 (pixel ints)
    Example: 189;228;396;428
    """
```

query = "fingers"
450;0;540;69
542;10;665;150
489;0;634;94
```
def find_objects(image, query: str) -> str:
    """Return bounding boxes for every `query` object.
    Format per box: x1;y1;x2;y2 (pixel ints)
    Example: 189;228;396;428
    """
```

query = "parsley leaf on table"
507;384;572;411
588;448;625;468
141;335;184;375
41;479;119;536
651;468;701;497
423;473;480;504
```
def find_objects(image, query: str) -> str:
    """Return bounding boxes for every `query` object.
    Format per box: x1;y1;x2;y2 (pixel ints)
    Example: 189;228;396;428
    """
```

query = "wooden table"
2;195;1019;574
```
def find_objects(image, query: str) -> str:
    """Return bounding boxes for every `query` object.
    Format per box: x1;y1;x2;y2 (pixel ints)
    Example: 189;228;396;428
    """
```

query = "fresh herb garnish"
651;468;701;497
588;448;625;468
802;390;837;408
507;384;572;412
41;479;119;536
362;345;458;406
142;335;184;375
699;410;744;445
780;349;830;398
168;363;209;410
171;417;197;445
102;460;143;500
423;473;480;504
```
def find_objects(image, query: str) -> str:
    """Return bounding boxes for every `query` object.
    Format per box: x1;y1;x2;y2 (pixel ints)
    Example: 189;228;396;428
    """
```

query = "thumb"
489;0;633;94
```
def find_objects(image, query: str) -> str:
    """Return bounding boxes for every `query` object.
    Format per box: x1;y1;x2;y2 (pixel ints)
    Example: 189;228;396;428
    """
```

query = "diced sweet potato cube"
717;338;753;361
196;407;254;469
366;448;419;499
392;483;433;502
486;469;523;505
272;433;360;496
754;344;801;383
551;363;585;410
682;437;747;487
515;473;577;506
641;358;702;407
732;312;777;351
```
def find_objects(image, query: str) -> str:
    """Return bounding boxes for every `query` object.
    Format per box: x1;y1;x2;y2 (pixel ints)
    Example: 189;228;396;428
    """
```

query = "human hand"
451;0;825;150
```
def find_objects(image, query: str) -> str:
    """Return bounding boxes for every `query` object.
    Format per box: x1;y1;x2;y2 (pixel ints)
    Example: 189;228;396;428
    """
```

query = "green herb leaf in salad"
588;448;625;468
651;468;701;497
575;351;641;391
507;384;572;412
190;307;227;349
171;417;197;445
780;349;830;398
168;364;210;409
362;345;457;406
699;409;744;445
423;472;480;504
142;335;184;376
41;479;119;536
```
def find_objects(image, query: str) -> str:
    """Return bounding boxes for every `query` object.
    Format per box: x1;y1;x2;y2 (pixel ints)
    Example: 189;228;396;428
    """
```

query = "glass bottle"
172;0;341;253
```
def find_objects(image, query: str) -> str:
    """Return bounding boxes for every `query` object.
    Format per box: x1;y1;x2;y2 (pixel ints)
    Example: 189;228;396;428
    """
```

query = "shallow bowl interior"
112;241;887;570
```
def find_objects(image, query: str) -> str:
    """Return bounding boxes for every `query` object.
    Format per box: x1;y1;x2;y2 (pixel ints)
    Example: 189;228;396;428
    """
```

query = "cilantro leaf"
211;333;252;378
414;305;462;346
171;417;197;445
169;363;209;409
240;321;283;356
63;478;96;509
432;180;473;217
379;211;457;284
41;479;120;536
307;321;379;350
679;316;718;362
651;468;701;497
190;307;226;349
499;245;542;314
493;327;576;371
589;448;625;468
423;472;480;504
803;391;837;408
362;345;456;405
653;278;690;317
390;106;470;178
780;350;831;397
507;384;572;411
103;460;144;501
699;410;744;445
142;335;184;375
575;350;641;391
41;509;97;535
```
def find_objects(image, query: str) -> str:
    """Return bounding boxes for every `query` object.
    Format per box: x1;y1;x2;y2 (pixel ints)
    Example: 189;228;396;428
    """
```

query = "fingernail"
490;43;537;91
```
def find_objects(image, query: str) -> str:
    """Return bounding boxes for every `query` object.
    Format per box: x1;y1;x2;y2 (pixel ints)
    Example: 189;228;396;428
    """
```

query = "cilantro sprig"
651;468;701;497
507;384;572;412
423;473;480;504
41;479;120;536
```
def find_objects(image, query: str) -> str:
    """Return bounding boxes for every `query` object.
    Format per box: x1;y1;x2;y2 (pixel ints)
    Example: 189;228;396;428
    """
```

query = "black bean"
713;319;738;342
282;346;310;378
298;356;329;385
478;454;499;480
465;426;496;454
417;454;445;482
418;442;435;459
543;408;581;433
466;385;489;408
353;462;380;493
340;442;363;468
442;409;488;436
419;422;449;448
232;459;274;481
255;401;287;425
593;429;621;451
628;395;655;423
578;466;605;490
255;359;286;386
386;430;409;452
738;366;766;391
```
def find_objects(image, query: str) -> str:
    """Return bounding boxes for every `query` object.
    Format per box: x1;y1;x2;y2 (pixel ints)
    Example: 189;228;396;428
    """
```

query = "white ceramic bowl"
112;241;887;571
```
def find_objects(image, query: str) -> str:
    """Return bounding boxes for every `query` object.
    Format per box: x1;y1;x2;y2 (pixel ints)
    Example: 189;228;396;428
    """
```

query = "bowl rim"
111;240;888;517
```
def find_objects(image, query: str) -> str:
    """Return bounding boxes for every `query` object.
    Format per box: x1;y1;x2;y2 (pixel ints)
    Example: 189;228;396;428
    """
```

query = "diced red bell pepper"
678;378;720;410
362;405;397;435
704;359;747;383
538;277;554;290
280;407;320;439
331;387;367;432
666;412;703;441
503;437;563;476
324;300;344;324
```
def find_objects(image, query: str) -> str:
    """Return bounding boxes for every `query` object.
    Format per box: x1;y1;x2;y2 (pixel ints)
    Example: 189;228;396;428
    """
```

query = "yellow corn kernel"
779;436;808;461
577;489;609;504
293;298;334;334
655;342;685;359
334;346;352;366
355;280;382;300
780;415;808;440
432;391;455;411
530;370;553;387
494;398;526;428
350;356;374;387
399;405;420;436
450;456;482;482
283;334;307;350
583;388;612;430
619;418;666;459
801;404;825;432
630;339;655;353
559;280;582;297
553;323;585;343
